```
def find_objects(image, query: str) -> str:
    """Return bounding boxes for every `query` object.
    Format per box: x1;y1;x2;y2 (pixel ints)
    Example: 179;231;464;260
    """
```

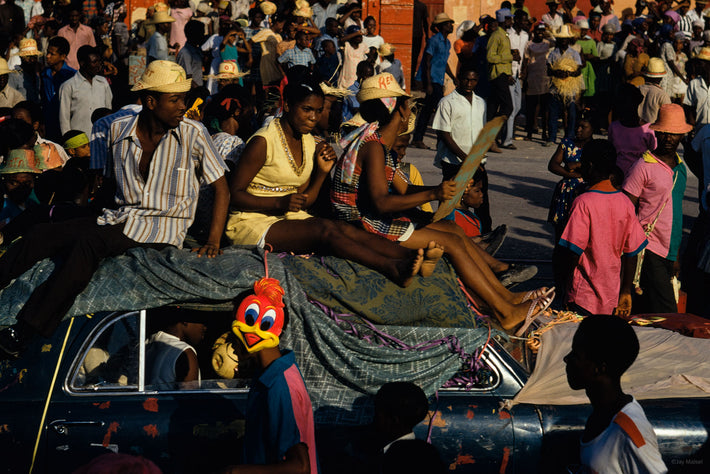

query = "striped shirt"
90;104;142;170
98;115;228;247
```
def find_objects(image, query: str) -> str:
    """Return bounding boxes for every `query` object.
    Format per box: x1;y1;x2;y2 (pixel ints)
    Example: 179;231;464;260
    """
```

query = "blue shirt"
243;350;319;472
89;104;142;171
278;46;316;69
415;32;451;85
41;62;76;139
341;82;360;122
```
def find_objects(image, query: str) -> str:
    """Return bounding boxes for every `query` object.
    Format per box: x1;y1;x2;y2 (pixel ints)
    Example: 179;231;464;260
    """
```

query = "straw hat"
697;46;710;61
456;20;475;40
645;57;667;77
342;112;366;129
357;72;410;102
320;82;353;97
293;0;313;18
576;19;589;29
147;11;175;24
432;13;454;25
650;104;692;134
18;38;42;57
0;58;16;75
260;1;277;15
205;61;248;80
236;18;248;28
554;24;576;38
153;2;169;12
0;149;41;174
378;43;395;57
131;60;192;92
399;112;416;136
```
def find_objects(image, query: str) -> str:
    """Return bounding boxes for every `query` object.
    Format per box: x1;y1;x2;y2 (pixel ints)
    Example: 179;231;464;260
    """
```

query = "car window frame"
66;310;251;396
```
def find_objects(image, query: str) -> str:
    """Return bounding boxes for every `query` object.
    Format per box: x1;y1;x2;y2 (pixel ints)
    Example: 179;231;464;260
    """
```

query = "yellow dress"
225;118;315;246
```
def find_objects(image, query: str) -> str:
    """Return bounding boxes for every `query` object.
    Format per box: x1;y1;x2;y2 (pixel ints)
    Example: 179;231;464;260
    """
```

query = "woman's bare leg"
265;218;423;287
402;227;544;330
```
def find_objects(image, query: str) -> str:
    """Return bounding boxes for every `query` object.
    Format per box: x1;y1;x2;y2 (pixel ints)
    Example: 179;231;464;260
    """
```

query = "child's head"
62;130;91;158
580;138;617;184
462;171;485;209
564;315;639;391
295;30;310;49
574;118;593;142
614;83;643;123
393;133;410;160
11;100;42;133
364;15;377;35
325;17;339;37
374;382;429;439
355;59;374;82
322;39;336;56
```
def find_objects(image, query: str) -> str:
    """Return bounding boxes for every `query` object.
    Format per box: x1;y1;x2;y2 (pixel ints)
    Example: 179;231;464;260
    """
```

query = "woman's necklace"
275;118;306;176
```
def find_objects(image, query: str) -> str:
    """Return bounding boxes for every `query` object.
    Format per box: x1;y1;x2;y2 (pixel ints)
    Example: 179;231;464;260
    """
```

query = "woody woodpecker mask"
233;277;286;353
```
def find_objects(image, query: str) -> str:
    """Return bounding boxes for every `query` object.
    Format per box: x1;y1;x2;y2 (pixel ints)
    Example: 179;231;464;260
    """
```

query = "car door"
42;310;251;474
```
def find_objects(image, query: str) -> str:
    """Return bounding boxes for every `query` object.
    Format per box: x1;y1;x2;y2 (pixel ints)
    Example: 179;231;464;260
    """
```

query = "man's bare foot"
420;241;444;277
392;248;424;287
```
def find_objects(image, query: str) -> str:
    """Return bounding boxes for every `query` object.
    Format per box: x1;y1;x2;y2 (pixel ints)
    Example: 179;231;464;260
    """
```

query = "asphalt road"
401;126;700;292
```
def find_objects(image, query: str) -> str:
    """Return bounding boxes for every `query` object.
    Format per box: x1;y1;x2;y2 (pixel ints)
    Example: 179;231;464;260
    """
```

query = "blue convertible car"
1;307;708;473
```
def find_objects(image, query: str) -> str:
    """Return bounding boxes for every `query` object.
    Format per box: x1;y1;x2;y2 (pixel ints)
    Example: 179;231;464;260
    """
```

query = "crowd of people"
0;0;704;472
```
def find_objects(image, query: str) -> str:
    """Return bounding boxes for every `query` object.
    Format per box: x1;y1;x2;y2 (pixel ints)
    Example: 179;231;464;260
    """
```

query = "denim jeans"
548;93;576;144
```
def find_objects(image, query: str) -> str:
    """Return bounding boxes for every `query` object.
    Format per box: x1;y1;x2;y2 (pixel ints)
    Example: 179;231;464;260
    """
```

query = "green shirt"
487;28;513;80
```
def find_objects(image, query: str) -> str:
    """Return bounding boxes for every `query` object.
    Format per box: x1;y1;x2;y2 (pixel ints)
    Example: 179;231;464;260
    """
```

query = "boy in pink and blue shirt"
559;140;647;315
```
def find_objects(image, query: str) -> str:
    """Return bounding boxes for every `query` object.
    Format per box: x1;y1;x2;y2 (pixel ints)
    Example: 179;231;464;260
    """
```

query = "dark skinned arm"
300;142;336;207
423;52;433;94
555;245;581;299
623;190;640;211
437;130;468;162
548;144;581;178
615;255;637;317
219;443;310;474
193;175;229;257
360;141;455;213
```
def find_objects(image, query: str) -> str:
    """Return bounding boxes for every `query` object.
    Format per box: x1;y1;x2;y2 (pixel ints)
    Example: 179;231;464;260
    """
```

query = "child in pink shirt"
608;84;658;179
558;140;648;315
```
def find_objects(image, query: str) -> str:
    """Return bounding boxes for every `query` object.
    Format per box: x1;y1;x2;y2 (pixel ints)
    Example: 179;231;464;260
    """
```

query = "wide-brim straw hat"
0;58;16;75
378;42;395;57
131;60;192;92
650;104;693;134
205;61;248;80
456;20;475;40
320;82;353;97
147;11;175;24
357;73;411;102
432;12;454;25
645;57;667;77
399;112;416;136
697;46;710;61
18;38;42;57
0;149;41;174
260;1;277;15
554;24;576;38
342;112;366;129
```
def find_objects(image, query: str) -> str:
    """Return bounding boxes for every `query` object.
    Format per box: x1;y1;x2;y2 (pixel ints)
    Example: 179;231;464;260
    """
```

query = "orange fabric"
613;412;647;448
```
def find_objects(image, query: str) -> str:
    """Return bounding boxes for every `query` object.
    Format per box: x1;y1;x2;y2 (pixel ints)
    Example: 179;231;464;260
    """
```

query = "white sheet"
511;323;710;406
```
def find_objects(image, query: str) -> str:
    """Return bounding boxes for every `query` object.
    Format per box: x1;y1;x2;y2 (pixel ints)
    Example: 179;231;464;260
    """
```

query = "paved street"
402;126;700;292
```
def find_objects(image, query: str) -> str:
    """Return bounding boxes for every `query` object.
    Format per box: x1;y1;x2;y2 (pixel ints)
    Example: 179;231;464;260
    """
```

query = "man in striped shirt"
0;62;229;360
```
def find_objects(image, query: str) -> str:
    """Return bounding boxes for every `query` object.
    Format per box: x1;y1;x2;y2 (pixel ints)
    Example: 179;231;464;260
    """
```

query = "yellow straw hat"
205;61;248;80
378;43;395;57
147;11;175;24
432;12;454;25
0;58;17;75
153;2;169;12
554;24;576;38
18;38;42;57
131;60;192;92
260;1;277;15
320;82;353;97
645;57;667;77
357;73;410;102
399;112;416;136
696;46;710;61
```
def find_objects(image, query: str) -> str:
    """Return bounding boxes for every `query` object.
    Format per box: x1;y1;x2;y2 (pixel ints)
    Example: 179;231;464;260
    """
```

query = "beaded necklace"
275;118;306;176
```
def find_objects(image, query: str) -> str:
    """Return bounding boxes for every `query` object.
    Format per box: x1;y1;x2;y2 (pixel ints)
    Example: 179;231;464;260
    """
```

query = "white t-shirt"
580;398;668;474
432;90;486;167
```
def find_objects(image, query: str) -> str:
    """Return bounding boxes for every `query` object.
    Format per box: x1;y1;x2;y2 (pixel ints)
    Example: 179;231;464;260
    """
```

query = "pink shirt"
623;152;676;258
170;8;193;51
608;121;658;178
58;24;97;70
560;183;647;314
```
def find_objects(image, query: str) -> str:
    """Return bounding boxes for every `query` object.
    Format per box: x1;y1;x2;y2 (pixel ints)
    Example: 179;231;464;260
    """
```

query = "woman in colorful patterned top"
226;78;426;287
332;73;553;335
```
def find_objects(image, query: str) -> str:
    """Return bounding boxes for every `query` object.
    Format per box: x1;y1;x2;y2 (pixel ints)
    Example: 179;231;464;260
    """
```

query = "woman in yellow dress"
226;79;429;287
